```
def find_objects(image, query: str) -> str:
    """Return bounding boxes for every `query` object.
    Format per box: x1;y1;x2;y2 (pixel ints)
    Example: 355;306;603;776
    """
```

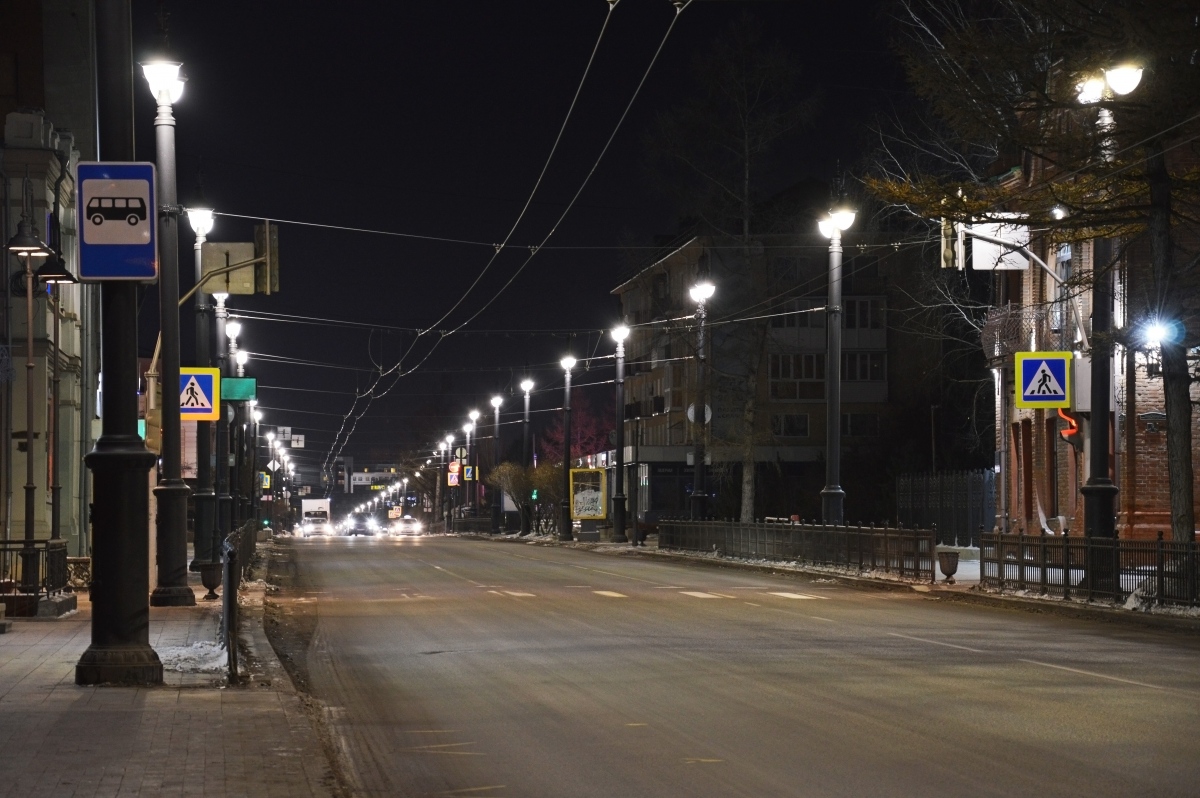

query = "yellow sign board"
569;468;607;520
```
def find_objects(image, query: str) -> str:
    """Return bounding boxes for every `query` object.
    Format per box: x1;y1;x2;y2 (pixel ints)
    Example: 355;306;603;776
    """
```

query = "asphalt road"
268;536;1200;797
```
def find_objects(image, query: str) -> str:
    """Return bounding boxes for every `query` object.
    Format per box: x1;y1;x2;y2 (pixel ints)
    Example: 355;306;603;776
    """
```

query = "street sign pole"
76;0;163;686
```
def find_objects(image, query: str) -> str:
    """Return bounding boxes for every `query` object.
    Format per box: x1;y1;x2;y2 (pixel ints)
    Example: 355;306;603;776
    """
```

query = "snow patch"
156;641;227;673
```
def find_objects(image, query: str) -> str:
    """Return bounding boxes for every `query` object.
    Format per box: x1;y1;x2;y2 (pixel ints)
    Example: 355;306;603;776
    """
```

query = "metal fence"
220;521;259;684
981;532;1200;607
896;470;994;547
658;519;936;583
0;539;69;612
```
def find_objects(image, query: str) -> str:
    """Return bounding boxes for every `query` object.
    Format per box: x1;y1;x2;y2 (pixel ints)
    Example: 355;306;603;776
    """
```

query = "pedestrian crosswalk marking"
593;591;627;598
768;592;828;600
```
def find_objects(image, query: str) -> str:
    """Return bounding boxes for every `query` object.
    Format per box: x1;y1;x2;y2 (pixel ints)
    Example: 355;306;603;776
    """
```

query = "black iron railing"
658;519;936;583
981;532;1200;607
220;521;260;684
0;539;70;599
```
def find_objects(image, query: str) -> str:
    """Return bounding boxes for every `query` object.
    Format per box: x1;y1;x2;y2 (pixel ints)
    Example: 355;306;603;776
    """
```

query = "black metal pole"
690;302;708;520
560;366;573;541
492;402;502;533
19;252;38;593
821;228;846;525
521;384;532;536
150;90;194;606
214;299;232;546
613;336;628;543
191;228;214;568
76;0;163;688
1082;238;1118;589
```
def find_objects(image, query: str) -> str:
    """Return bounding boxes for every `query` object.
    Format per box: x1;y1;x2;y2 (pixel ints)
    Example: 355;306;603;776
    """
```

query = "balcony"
980;303;1073;365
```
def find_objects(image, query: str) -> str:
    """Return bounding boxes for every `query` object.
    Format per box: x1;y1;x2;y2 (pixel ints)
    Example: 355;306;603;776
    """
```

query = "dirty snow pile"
155;641;227;673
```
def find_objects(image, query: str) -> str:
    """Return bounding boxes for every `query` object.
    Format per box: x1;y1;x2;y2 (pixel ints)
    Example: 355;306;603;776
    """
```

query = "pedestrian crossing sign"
179;367;221;421
1015;352;1072;409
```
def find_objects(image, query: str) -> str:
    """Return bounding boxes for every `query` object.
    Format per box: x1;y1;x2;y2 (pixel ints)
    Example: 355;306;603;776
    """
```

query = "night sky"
127;0;908;474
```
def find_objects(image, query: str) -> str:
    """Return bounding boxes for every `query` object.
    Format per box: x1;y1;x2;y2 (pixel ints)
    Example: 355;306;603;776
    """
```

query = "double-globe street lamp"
185;208;217;570
559;356;576;541
611;326;630;544
142;59;194;607
468;409;481;515
818;207;856;525
688;282;715;520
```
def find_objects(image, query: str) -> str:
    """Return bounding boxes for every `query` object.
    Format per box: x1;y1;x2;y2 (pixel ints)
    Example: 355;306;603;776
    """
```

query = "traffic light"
940;218;964;270
531;489;538;500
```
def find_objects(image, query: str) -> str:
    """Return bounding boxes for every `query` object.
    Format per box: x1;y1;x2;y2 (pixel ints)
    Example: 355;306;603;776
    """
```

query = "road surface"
265;536;1200;797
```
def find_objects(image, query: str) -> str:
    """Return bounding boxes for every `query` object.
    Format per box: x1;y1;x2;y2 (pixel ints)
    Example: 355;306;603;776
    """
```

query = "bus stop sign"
76;162;158;281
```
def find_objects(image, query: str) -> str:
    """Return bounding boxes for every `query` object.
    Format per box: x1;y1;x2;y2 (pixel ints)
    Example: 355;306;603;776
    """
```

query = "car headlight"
412;521;422;530
367;519;379;530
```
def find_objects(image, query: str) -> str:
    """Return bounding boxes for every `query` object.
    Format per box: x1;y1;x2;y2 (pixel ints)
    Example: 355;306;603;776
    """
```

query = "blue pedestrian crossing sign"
1015;352;1072;409
179;367;221;421
76;162;159;281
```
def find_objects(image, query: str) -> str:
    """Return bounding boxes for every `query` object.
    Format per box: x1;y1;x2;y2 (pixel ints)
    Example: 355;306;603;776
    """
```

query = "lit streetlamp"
141;59;195;606
185;208;217;570
560;356;576;541
688;282;715;520
490;396;503;533
520;379;534;536
215;300;235;542
468;409;481;516
611;325;630;543
1077;65;1141;545
818;206;856;525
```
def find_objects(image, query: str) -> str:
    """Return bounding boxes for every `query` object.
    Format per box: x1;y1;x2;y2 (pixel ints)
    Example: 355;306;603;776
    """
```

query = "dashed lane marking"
888;632;985;653
768;592;827;600
504;591;536;597
683;758;724;764
593;591;628;598
1018;659;1166;690
680;591;723;599
744;602;761;607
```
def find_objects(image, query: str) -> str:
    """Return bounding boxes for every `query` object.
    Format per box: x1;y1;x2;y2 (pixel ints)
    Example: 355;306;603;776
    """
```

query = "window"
769;353;825;399
840;352;886;381
841;413;879;436
844;299;884;329
771;414;809;438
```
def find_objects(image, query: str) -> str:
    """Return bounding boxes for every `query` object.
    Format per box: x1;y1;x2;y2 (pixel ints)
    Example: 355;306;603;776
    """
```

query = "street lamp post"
7;190;49;594
560;356;576;541
491;396;503;533
520;379;534;536
436;440;447;529
142;60;194;607
688;283;714;520
1077;66;1141;545
38;258;78;546
468;409;481;515
185;208;216;570
214;298;234;543
611;326;630;544
818;207;856;525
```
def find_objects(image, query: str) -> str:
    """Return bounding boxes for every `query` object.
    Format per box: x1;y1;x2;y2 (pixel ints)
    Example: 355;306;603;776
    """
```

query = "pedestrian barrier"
220;520;259;684
0;539;70;615
657;518;936;583
981;531;1200;607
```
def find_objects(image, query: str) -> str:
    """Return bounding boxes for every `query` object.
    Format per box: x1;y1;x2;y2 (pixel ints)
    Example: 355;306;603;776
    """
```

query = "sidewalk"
0;572;334;797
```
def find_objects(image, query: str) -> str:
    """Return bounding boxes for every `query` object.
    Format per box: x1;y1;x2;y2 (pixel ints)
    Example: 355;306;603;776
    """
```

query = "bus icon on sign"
87;196;147;226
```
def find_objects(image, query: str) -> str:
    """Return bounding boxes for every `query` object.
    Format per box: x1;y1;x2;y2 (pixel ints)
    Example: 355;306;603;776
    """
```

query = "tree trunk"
1146;141;1195;542
739;321;769;522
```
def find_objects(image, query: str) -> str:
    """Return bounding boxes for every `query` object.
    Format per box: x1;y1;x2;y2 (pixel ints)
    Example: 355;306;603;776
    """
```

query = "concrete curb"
926;586;1200;633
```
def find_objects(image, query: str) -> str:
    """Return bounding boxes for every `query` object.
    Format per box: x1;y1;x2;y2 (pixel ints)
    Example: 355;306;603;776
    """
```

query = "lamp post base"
151;481;195;607
612;492;628;543
821;486;845;526
76;644;163;686
560;503;573;541
190;490;217;571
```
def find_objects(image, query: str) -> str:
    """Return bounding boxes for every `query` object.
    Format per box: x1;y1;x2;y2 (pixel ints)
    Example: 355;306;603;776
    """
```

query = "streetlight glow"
491;395;503;409
225;321;242;341
688;282;715;303
186;208;214;238
561;356;576;371
468;409;481;423
611;325;630;343
520;379;534;393
1104;65;1143;96
140;61;185;105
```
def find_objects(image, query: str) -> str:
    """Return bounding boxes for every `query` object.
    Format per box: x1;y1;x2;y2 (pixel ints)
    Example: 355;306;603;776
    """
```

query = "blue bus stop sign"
76;162;158;281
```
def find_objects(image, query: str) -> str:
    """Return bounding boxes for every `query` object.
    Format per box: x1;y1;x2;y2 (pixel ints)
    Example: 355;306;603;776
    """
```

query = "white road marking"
711;593;737;599
652;586;684;589
593;591;627;598
504;591;536;597
564;585;593;588
768;592;827;600
680;591;723;599
744;602;761;607
811;617;835;623
888;632;985;653
1018;659;1165;690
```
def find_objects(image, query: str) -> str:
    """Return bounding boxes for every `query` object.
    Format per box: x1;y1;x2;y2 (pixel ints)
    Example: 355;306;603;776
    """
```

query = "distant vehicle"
390;516;423;536
300;498;333;537
87;196;147;226
343;512;378;537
